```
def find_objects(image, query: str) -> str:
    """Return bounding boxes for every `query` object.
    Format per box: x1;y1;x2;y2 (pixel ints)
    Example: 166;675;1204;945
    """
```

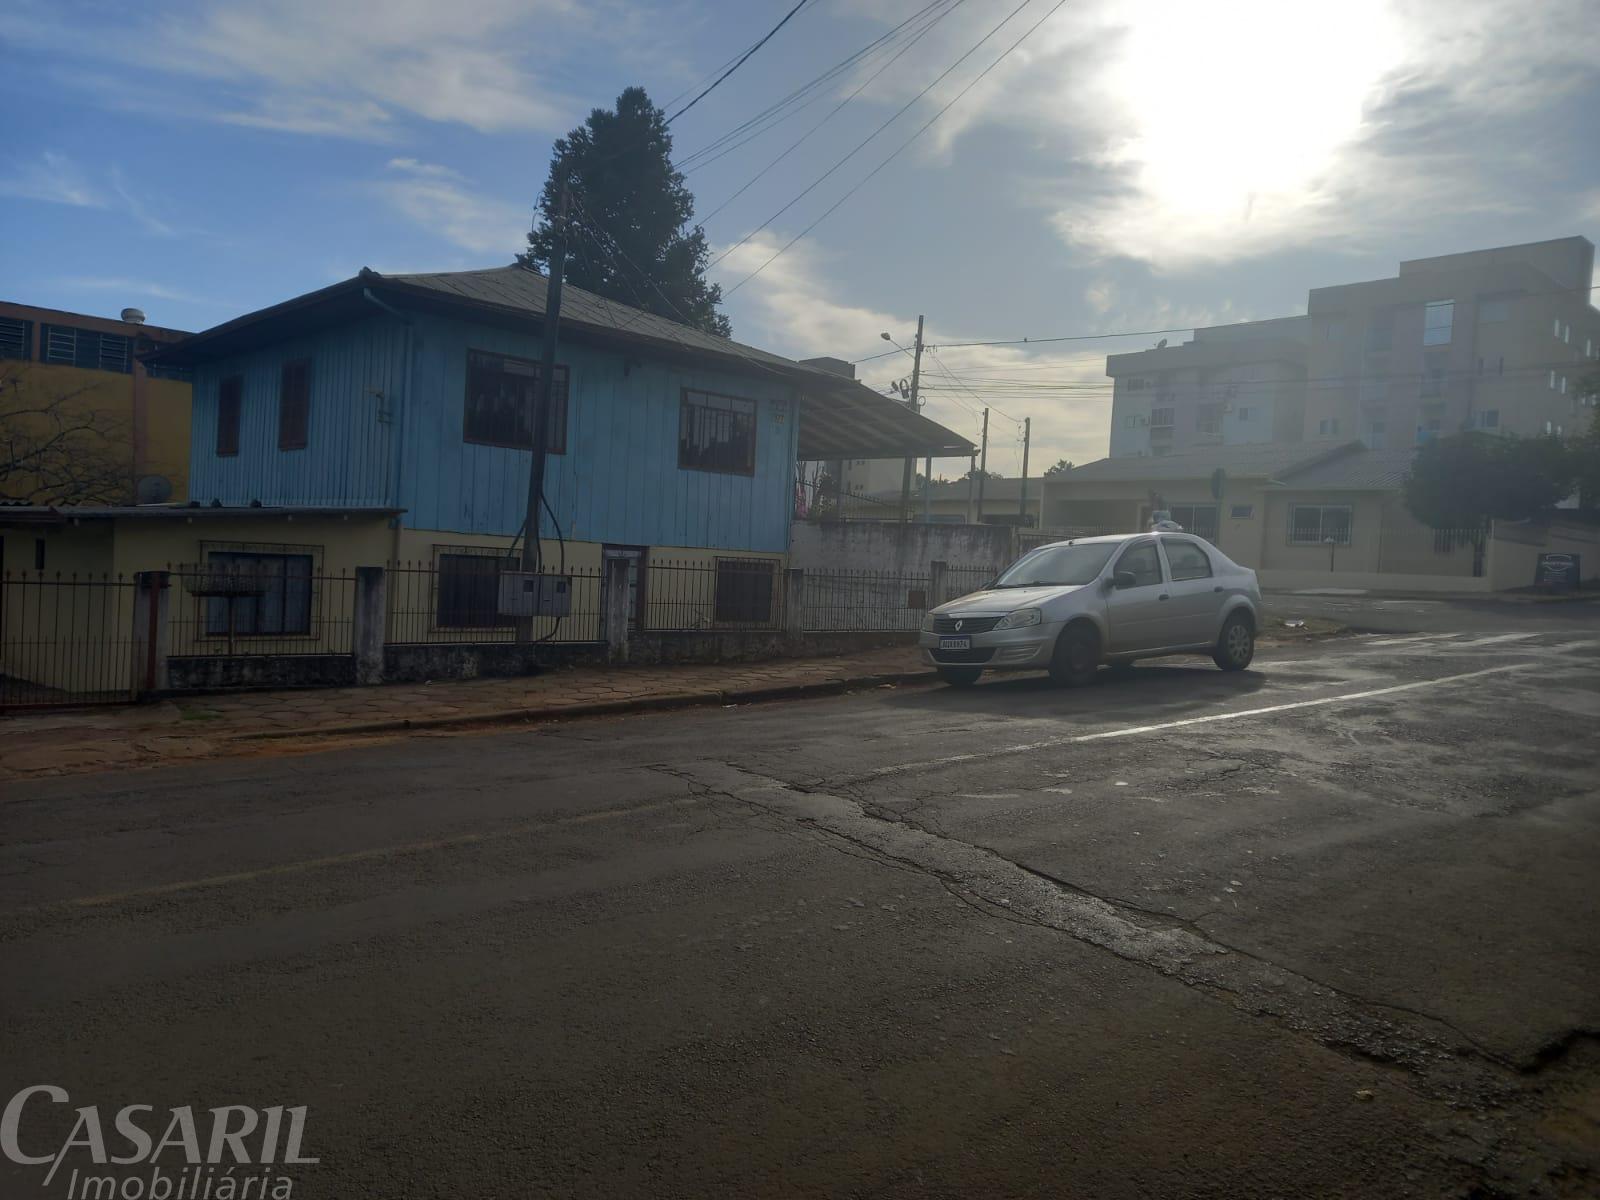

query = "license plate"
939;636;972;650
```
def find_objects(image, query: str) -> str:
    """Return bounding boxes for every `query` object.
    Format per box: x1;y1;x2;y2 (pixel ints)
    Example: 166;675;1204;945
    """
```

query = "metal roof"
1276;447;1418;491
146;266;974;461
1058;441;1362;484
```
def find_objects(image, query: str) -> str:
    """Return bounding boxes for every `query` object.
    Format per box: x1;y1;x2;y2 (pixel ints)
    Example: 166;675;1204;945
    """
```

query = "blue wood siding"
186;310;800;553
187;315;406;508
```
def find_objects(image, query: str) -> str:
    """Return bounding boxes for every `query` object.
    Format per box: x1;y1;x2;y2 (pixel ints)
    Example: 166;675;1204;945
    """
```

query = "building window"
1477;298;1509;324
1563;323;1571;343
1123;414;1136;429
1553;318;1562;339
1289;504;1352;546
436;553;512;629
679;390;757;475
1126;377;1150;392
714;558;777;623
1474;409;1499;429
0;317;31;361
216;376;242;456
1168;504;1219;540
463;350;568;451
1236;406;1252;421
278;360;311;450
1422;300;1453;346
1549;370;1558;390
40;324;132;373
1323;319;1345;342
1318;417;1340;436
1164;540;1213;581
1149;407;1174;429
1421;352;1448;398
203;551;313;636
1229;503;1254;519
1196;404;1222;435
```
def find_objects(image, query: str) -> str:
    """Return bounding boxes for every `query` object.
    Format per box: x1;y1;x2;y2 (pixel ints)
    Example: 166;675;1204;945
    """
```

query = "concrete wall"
789;520;1014;576
1489;520;1600;589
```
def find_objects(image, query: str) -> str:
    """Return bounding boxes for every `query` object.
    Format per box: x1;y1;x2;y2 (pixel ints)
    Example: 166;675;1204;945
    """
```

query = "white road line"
1450;632;1540;647
860;663;1534;780
1364;634;1460;646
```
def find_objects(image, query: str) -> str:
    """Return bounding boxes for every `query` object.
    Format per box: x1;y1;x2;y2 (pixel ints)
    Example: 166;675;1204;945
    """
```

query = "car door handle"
1213;586;1224;593
1158;593;1169;601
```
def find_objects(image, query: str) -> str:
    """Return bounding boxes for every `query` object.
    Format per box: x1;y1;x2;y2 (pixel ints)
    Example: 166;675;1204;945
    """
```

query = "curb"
228;668;936;743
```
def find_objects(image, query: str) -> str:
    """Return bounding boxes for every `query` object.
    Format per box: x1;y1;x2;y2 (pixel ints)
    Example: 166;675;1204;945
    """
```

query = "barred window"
40;323;132;373
463;350;568;451
679;390;756;475
436;553;512;629
0;317;31;361
204;551;312;635
1289;504;1352;545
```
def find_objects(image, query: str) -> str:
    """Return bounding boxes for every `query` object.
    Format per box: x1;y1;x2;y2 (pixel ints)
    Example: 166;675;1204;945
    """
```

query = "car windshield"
992;543;1119;587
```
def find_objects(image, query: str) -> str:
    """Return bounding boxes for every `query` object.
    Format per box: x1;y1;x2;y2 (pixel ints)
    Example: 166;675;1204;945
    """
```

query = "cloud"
375;159;530;256
56;277;207;305
0;152;107;208
716;234;1119;469
7;0;652;139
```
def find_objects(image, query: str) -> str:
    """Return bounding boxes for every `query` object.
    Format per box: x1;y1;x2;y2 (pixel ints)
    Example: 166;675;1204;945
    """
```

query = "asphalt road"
3;604;1598;1198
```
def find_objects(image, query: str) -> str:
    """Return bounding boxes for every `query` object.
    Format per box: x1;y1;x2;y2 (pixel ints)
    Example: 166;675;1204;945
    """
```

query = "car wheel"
936;666;983;687
1213;612;1255;671
1048;624;1100;687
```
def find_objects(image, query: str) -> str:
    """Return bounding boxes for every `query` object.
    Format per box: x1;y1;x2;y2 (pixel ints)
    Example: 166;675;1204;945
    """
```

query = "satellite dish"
1155;338;1168;348
135;475;174;505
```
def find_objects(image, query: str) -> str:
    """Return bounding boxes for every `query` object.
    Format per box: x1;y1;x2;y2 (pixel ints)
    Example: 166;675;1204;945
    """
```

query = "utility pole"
1018;417;1031;527
897;314;925;522
966;453;976;523
975;407;990;523
518;178;568;641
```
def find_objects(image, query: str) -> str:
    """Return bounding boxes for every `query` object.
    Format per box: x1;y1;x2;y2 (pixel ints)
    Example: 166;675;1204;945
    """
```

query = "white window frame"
1422;300;1453;346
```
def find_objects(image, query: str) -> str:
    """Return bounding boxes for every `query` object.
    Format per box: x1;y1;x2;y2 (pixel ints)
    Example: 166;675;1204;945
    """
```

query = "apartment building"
1104;236;1600;458
1303;236;1599;448
1106;316;1309;458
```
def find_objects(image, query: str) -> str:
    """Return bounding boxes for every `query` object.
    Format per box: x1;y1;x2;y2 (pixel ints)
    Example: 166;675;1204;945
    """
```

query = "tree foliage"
1042;458;1073;477
522;87;731;338
1402;432;1574;529
0;363;130;504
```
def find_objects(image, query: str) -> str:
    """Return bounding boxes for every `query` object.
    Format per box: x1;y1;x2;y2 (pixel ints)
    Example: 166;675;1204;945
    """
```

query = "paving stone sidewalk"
0;646;931;781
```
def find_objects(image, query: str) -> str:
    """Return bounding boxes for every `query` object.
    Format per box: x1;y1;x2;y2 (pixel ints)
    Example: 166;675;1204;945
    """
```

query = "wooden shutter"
279;360;310;450
217;376;242;456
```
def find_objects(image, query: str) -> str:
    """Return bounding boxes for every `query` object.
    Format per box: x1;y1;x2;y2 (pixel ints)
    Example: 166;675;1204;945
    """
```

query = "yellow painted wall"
1261;491;1387;574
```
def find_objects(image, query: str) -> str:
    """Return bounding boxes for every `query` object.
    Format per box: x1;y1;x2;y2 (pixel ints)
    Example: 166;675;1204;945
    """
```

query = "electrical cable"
721;0;1070;295
667;0;814;125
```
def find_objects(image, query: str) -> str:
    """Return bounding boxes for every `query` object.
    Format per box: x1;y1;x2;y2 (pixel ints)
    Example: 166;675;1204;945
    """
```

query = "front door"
602;545;647;632
1104;539;1169;652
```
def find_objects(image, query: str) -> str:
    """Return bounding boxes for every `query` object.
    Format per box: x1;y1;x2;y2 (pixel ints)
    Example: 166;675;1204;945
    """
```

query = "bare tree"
0;362;131;504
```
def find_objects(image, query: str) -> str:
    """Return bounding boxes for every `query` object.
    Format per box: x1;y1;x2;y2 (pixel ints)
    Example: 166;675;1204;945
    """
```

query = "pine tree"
522;87;731;338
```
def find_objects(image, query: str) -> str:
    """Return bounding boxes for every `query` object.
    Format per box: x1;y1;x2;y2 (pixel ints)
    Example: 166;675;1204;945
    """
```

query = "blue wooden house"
144;266;971;623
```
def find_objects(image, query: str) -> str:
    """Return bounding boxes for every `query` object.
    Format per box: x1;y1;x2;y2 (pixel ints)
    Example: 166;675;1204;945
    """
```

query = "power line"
695;1;968;225
677;0;960;173
667;0;815;125
711;0;1047;277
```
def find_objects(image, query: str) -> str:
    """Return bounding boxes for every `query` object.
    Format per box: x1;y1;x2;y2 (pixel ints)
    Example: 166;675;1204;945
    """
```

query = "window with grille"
217;376;242;456
40;324;132;373
1196;404;1223;435
463;350;567;451
203;551;313;635
1149;407;1175;428
435;553;512;628
279;360;311;450
714;558;776;623
1289;504;1352;545
0;317;31;361
680;390;757;475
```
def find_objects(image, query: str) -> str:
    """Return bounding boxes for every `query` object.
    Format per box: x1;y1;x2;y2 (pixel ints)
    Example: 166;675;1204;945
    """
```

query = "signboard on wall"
1534;553;1581;589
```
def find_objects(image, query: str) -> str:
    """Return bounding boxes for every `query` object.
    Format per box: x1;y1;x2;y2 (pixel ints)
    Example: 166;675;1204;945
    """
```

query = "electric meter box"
497;572;572;617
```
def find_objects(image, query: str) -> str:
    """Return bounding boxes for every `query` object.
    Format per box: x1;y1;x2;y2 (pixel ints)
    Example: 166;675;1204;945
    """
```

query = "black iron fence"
645;558;786;632
939;564;1002;604
168;563;356;658
386;561;605;644
0;571;140;708
802;566;929;632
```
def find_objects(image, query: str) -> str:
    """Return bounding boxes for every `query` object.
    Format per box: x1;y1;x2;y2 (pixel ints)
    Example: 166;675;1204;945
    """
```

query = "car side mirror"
1111;570;1137;589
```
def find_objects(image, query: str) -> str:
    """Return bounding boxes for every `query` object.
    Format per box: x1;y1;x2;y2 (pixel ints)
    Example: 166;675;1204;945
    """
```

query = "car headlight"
920;612;936;633
993;607;1042;630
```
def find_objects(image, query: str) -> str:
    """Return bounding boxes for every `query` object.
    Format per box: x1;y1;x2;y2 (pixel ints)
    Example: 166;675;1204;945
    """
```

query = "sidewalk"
0;646;933;781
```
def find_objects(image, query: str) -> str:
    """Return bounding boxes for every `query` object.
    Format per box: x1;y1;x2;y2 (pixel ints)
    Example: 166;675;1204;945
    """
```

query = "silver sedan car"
919;533;1262;687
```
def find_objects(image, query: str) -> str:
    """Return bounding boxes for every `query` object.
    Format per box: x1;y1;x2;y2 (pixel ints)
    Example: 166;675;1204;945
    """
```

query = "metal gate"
0;571;141;710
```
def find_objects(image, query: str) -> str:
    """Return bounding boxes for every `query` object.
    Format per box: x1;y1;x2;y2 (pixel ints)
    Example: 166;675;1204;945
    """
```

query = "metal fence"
645;558;786;632
168;563;357;658
386;561;605;644
0;571;139;708
939;564;1002;604
802;566;929;632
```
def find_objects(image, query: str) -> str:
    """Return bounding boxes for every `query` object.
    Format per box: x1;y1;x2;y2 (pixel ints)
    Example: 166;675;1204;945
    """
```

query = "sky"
3;0;1598;476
